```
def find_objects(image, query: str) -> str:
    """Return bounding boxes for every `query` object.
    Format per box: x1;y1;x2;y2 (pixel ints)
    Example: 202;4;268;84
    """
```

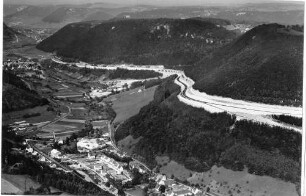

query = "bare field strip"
41;122;83;133
92;120;108;127
59;119;86;123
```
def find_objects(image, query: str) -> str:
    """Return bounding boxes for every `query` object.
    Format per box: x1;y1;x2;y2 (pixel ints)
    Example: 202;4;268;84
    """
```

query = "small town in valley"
2;56;216;196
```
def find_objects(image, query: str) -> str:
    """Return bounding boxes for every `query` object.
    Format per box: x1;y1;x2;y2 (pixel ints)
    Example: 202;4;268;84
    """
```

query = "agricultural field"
2;174;40;193
105;86;157;123
1;178;22;194
69;102;87;108
38;119;84;139
155;156;299;196
3;45;52;59
53;89;84;99
2;105;56;125
156;156;194;181
68;108;88;119
2;174;63;194
188;166;298;196
92;120;108;129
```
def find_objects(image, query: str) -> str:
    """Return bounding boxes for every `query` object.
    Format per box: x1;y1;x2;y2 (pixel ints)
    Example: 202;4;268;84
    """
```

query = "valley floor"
68;60;303;132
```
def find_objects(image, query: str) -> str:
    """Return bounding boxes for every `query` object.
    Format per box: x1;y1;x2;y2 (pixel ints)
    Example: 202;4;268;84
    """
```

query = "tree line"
115;78;302;185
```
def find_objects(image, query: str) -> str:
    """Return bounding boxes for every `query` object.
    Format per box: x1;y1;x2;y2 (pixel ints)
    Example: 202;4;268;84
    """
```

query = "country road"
37;105;71;128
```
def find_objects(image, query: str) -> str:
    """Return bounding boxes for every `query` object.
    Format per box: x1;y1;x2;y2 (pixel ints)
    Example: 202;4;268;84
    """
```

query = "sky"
3;0;304;6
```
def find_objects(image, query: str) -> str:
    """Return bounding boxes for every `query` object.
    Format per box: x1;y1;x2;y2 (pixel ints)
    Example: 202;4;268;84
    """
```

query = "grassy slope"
105;86;157;124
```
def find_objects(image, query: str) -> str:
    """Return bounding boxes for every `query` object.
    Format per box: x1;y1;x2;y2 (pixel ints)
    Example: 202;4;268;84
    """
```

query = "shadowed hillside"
3;23;36;48
37;18;236;66
2;71;49;113
3;23;19;41
115;77;301;186
186;23;303;106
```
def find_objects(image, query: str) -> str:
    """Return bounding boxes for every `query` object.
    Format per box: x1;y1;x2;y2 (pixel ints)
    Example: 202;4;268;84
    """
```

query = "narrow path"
38;105;71;128
14;34;19;43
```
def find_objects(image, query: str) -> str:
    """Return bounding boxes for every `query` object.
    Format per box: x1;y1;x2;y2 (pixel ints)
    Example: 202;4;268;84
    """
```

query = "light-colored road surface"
174;73;302;132
14;34;19;43
52;57;303;131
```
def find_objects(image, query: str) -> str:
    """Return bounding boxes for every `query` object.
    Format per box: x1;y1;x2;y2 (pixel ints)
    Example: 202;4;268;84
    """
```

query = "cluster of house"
65;151;132;195
82;64;165;71
25;145;70;173
89;80;132;98
8;121;31;133
77;138;108;152
104;148;129;159
224;24;252;33
74;137;136;183
89;88;112;98
101;80;130;92
150;174;205;196
3;58;44;78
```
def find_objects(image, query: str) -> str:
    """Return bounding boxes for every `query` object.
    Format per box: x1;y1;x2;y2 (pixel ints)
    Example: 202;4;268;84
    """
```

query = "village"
8;119;210;196
3;55;219;196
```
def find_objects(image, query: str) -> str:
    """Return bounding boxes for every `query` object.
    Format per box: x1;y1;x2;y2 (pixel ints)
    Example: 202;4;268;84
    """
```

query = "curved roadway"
173;72;302;132
52;58;303;132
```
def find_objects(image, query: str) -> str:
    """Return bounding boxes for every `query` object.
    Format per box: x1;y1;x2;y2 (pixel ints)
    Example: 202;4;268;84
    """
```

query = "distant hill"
2;71;48;113
4;5;57;20
3;4;153;29
4;5;58;28
42;7;114;23
3;23;36;48
82;11;113;22
115;3;304;25
37;18;236;66
186;23;303;106
3;4;29;16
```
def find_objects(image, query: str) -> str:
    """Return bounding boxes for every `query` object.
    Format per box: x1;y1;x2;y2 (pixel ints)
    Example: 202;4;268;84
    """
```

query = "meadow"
105;86;157;124
2;105;56;125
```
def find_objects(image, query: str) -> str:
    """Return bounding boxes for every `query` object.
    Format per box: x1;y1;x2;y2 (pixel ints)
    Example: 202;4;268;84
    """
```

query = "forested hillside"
37;18;236;66
3;23;19;41
37;20;303;106
3;23;36;48
186;23;303;106
115;77;301;185
2;71;49;113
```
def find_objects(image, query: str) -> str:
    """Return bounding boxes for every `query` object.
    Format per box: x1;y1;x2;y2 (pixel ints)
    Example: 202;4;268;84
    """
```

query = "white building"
39;156;46;162
25;147;34;153
50;149;61;158
77;138;100;152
